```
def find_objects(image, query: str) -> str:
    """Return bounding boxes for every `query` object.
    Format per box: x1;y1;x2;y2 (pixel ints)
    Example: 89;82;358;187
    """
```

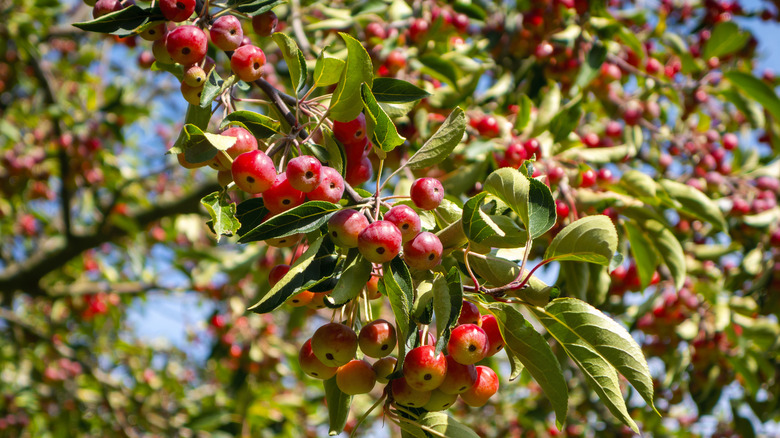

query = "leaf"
399;412;479;438
221;110;280;138
371;77;432;103
544;215;618;266
201;192;241;240
235;197;269;236
461;193;528;247
466;252;519;287
638;218;686;290
73;5;163;36
328;256;372;306
405;108;466;169
548;101;583;143
248;235;337;313
238;201;341;243
558;145;635;163
515;94;533;132
620;169;657;199
503;272;557;307
313;51;345;87
432;268;463;355
380;257;414;368
272;32;307;94
623;220;660;289
171;104;213;151
200;69;236;109
535;81;561;131
725;71;780;122
702;22;750;60
361;83;406;152
483;167;556;238
659;179;728;232
323;376;353;436
229;0;286;16
419;56;460;91
573;43;607;92
329;33;373;122
486;303;568;426
321;130;346;174
529;298;657;431
526;178;557;239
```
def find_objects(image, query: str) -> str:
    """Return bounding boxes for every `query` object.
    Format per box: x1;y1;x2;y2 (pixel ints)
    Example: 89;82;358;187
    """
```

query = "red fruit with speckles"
333;113;367;146
166;25;208;65
139;22;167;41
447;324;489;365
160;0;195;22
210;15;244;51
286;155;322;193
311;323;358;367
252;11;278;37
231;45;266;83
403;345;448;391
299;339;338;380
556;200;570;218
268;264;290;287
458;301;481;326
579;169;597;188
308;166;345;203
438;355;478;394
337;359;376;395
384;204;421;243
480;314;504;356
346;155;372;186
358;319;397;358
391;377;431;407
504;142;528;168
328;209;369;248
403;232;443;270
358;220;403;263
93;0;122;18
263;173;306;214
460;365;499;407
410;178;444;210
213;127;260;166
231;150;276;194
476;116;500;137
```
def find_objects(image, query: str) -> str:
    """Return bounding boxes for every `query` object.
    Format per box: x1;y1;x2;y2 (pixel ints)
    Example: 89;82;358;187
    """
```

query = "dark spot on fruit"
428;253;435;260
424;373;432;381
330;183;336;189
326;353;334;360
496;346;503;352
312;372;319;376
292;299;299;303
332;231;338;238
230;29;236;35
468;344;477;352
246;176;255;183
381;344;388;351
402;224;409;230
149;29;156;35
182;47;191;55
282;199;291;205
305;171;314;178
376;247;385;254
176;1;185;9
442;403;449;408
253;62;260;69
434;187;439;192
460;386;466;391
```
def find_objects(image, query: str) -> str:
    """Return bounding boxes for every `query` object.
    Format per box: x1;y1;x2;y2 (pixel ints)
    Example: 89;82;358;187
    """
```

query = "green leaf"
548;101;582;143
527;178;557;239
432;268;463;355
573;43;607;92
544;215;618;266
238;201;341;243
272;32;307;94
171;104;213;151
558;145;635;163
323;376;353;436
535;81;561;131
483;167;556;238
371;77;431;103
405;107;466;169
380;257;414;368
235;197;269;236
461;193;528;248
313;51;345;87
221;110;280;138
659;179;728;232
399;412;479;438
529;298;657;430
201;192;241;240
73;5;163;36
170;124;237;165
503;272;556;307
465;252;519;287
329;33;373;122
702;22;750;60
248;235;337;313
514;94;533;132
620;169;657;199
361;83;406;152
486;303;568;426
725;71;780;122
638;218;686;290
229;0;286;16
151;61;183;80
419;56;460;91
321;130;346;174
328;255;372;306
623;220;660;289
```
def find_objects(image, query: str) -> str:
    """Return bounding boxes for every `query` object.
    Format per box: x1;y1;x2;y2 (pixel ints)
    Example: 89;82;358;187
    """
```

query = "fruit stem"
462;245;481;291
374;159;384;221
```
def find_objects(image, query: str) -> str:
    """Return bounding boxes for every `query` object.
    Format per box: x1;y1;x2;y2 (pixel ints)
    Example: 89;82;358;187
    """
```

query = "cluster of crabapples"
298;300;504;410
91;0;277;104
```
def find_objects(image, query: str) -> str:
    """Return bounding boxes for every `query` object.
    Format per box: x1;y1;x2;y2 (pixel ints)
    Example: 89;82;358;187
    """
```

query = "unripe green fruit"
180;82;203;106
372;356;397;384
311;322;358;367
152;38;174;64
391;377;431;407
336;359;376;395
264;233;302;248
183;64;206;87
422;389;458;411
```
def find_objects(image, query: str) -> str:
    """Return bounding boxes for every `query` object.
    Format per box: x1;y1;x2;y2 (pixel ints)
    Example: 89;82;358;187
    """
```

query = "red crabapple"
460;365;499;407
337;360;376;395
166;25;208;65
346;155;373;187
286;155;322;192
458;301;481;326
93;0;122;18
268;264;291;287
210;15;244;51
403;232;443;270
358;319;397;358
139;22;167;41
286;291;314;307
480;314;504;356
263;174;306;214
357;220;403;263
373;356;397;384
410;178;444;210
299;339;338;380
252;11;278;37
391;377;431;407
579;169;597;188
328;209;369;248
556;200;570;218
308;166;345;203
504;142;528;168
160;0;195;22
476;115;500;137
307;292;331;309
582;132;600;148
231;45;266;83
384;204;421;243
403;345;448;391
211;126;259;170
722;132;738;150
333;113;367;146
365;275;381;299
231;150;276;194
311;323;358;367
447;324;489;365
438;356;478;394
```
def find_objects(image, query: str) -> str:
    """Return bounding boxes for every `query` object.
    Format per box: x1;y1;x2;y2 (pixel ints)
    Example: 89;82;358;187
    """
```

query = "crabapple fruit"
373;356;397;384
458;301;481;326
438;356;478;394
333;113;367;146
139;22;167;41
460;365;499;407
299;339;338;380
230;45;266;83
160;0;195;22
307;166;345;203
358;319;397;358
357;220;403;264
336;359;376;395
264;233;302;248
311;323;358;367
410;178;444;210
210;15;243;51
252;11;278;37
263;174;306;214
423;389;459;411
403;345;447;391
231;150;276;194
480;314;504;356
391;377;431;407
403;232;443;270
328;209;369;248
286;291;314;307
268;264;290;287
183;64;206;87
384;204;421;243
166;25;208;65
286;155;322;193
